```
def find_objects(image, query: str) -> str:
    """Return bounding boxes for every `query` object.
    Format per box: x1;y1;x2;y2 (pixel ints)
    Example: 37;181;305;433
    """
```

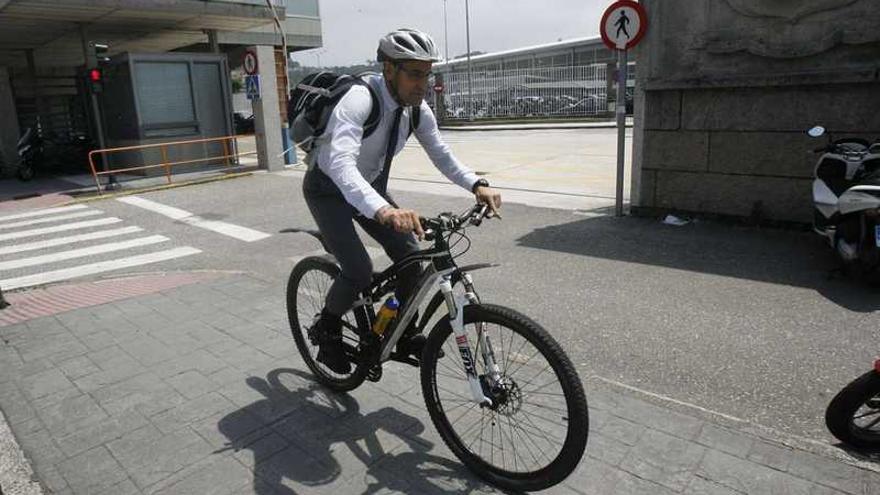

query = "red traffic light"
89;68;102;82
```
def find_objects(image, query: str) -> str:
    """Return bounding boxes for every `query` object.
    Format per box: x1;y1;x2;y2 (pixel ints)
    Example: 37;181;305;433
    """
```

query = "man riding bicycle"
301;28;501;374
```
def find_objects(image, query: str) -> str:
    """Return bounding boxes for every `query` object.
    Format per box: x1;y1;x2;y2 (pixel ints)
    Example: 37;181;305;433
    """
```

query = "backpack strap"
360;83;381;141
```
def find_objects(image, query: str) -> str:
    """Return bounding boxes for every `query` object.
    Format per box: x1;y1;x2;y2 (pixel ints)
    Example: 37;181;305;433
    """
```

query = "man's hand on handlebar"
375;206;425;240
474;186;502;219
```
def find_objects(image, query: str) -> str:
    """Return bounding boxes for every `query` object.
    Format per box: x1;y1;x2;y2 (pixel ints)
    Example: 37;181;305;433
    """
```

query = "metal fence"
433;64;608;121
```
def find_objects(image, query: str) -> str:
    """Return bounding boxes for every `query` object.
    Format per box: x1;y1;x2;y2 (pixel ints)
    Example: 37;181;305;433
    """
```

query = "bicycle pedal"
366;366;383;382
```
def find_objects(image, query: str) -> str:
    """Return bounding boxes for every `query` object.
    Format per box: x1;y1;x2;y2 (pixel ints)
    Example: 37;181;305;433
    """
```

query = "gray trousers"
302;169;421;317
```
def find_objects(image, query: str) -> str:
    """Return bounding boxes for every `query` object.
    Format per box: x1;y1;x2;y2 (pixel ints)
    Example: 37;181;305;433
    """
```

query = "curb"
61;171;254;205
0;407;42;495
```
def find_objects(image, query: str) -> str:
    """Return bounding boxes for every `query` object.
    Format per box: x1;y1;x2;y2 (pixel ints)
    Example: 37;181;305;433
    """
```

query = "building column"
251;45;283;171
0;67;19;173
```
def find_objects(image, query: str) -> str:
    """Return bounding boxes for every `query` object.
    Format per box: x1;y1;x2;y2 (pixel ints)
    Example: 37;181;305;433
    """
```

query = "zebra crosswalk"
0;204;201;291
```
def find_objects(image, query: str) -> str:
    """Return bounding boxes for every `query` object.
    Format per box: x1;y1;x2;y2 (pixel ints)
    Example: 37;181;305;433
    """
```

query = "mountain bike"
285;203;589;491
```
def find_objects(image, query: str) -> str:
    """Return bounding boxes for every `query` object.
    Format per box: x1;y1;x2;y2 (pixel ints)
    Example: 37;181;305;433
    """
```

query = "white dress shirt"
311;74;480;219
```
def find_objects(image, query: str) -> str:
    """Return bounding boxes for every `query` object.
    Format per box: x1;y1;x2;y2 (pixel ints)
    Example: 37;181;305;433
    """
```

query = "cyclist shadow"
216;368;502;494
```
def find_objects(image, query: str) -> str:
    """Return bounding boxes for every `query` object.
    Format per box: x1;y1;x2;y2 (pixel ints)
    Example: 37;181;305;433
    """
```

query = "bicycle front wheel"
420;303;588;492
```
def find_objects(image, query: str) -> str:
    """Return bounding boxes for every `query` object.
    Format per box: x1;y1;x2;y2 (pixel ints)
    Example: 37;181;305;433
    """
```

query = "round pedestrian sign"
600;0;648;51
433;83;443;93
243;50;258;75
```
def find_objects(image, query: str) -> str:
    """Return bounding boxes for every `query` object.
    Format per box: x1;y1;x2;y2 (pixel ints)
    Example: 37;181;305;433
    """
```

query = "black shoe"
313;311;351;375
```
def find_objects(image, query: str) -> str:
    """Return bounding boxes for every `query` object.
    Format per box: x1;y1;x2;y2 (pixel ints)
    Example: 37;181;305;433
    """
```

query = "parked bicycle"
285;203;589;492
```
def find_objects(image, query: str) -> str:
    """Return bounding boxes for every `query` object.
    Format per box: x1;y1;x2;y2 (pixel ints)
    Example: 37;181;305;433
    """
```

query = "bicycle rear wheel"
420;303;589;492
286;256;368;391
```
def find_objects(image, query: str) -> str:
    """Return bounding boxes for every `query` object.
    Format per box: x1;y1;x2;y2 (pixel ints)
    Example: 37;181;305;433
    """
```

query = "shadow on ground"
516;215;880;313
216;368;501;494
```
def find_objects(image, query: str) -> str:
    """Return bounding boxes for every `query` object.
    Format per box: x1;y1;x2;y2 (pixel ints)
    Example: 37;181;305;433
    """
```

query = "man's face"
385;60;432;106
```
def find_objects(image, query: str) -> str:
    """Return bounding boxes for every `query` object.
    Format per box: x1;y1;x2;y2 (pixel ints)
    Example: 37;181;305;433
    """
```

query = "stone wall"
632;0;880;223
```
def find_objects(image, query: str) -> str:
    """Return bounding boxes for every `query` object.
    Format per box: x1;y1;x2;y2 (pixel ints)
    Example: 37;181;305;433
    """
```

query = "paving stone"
0;382;36;425
146;455;250;495
786;450;878;495
34;392;109;438
684;475;747;494
619;428;707;492
56;355;101;380
91;372;186;417
93;477;142;495
697;450;815;495
585;431;632;466
149;392;236;434
745;440;794;472
75;329;118;351
57;446;128;494
118;336;178;366
37;463;72;494
595;413;646;447
251;444;345;493
13;418;66;466
152;349;229;379
107;425;214;489
17;367;75;400
695;424;755;459
608;393;705;441
230;431;291;471
163;370;218;400
191;408;267;450
55;409;150;457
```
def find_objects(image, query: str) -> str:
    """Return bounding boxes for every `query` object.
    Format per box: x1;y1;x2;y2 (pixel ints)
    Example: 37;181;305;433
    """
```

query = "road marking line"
0;204;89;223
0;226;145;256
0;210;103;230
0;218;123;243
117;196;270;242
0;246;201;290
0;235;170;271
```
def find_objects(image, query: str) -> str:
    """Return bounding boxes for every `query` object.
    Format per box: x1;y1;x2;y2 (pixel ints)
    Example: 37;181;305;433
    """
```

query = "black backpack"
288;71;420;154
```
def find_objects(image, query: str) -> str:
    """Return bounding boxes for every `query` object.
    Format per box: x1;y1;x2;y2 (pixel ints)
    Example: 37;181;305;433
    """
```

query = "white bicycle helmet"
377;28;441;63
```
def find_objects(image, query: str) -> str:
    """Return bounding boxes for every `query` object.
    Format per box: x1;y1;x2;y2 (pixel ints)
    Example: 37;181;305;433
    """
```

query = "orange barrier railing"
87;134;256;192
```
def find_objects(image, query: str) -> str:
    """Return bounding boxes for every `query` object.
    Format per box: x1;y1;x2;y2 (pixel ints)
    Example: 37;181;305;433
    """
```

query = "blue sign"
245;75;261;100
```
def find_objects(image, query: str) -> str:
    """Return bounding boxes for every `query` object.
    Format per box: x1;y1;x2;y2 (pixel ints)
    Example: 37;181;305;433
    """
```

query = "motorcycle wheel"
826;370;880;451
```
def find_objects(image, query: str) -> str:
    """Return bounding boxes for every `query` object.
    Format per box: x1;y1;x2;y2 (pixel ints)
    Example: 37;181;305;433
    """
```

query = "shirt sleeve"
414;101;480;192
319;85;391;219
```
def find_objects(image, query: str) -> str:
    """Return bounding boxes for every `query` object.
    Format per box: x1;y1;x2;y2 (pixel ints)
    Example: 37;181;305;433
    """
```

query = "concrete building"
432;36;635;121
632;0;880;224
0;0;322;177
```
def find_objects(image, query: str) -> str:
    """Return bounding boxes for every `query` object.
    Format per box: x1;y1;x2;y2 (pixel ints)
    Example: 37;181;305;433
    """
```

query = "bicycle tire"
286;256;368;392
420;303;589;492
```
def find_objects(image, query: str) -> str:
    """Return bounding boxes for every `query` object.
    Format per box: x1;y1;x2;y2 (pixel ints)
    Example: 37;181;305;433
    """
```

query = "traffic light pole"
80;30;115;189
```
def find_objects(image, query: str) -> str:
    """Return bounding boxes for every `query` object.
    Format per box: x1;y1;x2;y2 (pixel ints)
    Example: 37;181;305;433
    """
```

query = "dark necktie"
375;106;403;197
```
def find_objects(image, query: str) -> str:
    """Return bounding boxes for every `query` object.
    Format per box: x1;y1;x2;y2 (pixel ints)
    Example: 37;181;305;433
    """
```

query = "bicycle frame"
347;228;500;407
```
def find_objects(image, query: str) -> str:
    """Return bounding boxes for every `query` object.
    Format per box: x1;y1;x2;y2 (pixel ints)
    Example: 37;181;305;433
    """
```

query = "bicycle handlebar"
420;203;494;242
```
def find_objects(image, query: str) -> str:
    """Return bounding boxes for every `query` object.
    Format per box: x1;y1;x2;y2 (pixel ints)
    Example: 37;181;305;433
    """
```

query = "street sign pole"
601;0;647;217
615;49;628;217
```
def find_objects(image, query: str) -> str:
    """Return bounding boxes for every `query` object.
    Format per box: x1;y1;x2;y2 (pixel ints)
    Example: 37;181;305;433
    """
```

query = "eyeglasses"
395;65;433;81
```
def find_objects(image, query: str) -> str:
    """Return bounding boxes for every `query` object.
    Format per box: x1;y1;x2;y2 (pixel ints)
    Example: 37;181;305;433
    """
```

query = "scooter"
15;127;43;181
809;125;880;283
826;358;880;451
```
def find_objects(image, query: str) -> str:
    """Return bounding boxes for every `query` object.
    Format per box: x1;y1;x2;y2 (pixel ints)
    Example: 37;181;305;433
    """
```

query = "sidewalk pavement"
1;272;878;495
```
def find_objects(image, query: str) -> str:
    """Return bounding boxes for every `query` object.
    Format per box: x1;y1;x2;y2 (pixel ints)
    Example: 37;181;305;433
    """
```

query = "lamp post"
465;0;473;121
443;0;449;61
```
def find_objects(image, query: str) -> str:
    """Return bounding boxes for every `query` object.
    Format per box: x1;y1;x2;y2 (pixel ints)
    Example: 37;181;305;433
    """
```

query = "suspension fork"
439;274;499;407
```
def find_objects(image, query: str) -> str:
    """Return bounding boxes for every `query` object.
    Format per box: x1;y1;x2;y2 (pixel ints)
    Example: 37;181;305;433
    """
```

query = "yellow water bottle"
372;296;400;335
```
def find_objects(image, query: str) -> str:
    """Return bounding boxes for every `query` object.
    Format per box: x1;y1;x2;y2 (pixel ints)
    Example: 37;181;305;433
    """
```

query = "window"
284;0;319;17
134;62;195;126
